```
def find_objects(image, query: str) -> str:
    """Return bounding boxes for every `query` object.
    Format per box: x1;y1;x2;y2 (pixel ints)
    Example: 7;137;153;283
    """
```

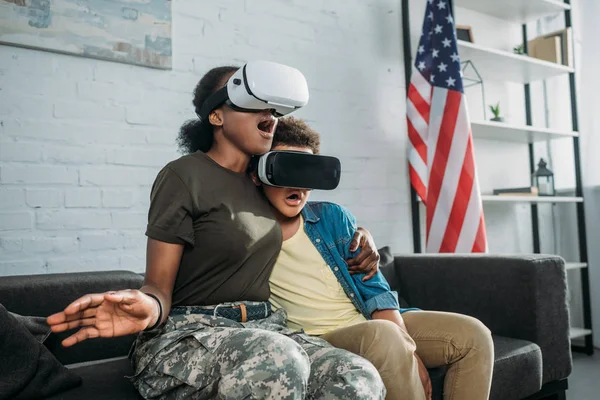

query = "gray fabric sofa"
0;254;571;400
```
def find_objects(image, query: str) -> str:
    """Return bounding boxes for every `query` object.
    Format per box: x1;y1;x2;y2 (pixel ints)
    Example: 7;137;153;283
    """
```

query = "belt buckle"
213;303;248;323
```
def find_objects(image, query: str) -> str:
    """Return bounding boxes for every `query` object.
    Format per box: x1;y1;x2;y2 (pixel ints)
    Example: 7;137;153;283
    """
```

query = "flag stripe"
409;164;427;203
407;99;429;144
425;90;461;242
408;84;431;123
439;134;475;252
411;67;432;105
407;118;428;163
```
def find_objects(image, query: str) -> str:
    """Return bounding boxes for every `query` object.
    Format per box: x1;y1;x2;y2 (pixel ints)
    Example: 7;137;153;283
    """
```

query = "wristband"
143;292;163;331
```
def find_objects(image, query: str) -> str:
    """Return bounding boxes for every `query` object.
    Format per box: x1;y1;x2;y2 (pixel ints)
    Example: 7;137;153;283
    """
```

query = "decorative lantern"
532;158;555;196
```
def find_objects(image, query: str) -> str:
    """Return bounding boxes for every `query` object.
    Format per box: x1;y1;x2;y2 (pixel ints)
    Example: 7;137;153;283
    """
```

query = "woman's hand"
46;289;160;347
346;227;381;281
416;354;433;400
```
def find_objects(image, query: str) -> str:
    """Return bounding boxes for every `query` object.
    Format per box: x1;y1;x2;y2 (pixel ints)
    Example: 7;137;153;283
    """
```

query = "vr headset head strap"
198;86;229;121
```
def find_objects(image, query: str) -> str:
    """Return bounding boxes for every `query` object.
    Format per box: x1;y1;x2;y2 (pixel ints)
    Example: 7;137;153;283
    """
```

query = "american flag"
407;0;487;253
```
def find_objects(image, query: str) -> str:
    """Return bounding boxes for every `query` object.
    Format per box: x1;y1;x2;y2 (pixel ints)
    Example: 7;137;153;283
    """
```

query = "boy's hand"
347;227;380;281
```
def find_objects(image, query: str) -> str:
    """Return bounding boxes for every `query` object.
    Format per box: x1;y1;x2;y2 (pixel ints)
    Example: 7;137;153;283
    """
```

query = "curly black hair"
272;116;321;154
177;65;239;154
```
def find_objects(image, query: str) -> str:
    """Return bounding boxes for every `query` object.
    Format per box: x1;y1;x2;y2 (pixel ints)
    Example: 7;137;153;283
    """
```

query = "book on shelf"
528;28;573;67
492;187;539;196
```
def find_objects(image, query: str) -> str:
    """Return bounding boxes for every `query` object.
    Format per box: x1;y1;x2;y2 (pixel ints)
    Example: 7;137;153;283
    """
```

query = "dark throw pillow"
378;246;412;308
0;304;82;400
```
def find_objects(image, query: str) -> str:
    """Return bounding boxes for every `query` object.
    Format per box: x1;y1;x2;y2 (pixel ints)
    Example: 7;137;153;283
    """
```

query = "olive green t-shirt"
146;151;282;307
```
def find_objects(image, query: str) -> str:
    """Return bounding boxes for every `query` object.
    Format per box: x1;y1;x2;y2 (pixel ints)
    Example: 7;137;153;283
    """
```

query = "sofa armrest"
392;254;571;383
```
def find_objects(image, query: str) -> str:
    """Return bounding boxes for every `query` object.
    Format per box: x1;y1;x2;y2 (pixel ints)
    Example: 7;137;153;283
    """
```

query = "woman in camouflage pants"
47;64;386;399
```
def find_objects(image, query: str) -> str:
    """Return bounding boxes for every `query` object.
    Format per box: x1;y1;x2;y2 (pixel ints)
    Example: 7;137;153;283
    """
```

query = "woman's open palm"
47;290;158;347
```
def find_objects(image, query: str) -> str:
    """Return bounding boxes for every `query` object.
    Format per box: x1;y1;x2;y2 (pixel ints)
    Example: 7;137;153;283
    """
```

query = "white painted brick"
21;236;79;254
79;232;125;251
25;189;63;208
53;101;125;122
0;212;33;231
1;165;78;184
0;92;54;118
0;142;42;162
120;254;145;272
46;255;120;274
111;211;147;229
0;237;23;252
126;106;191;127
145;129;178;145
36;210;112;230
64;188;102;208
79;166;158;186
106;148;178;167
1;74;77;98
122;233;146;249
42;144;106;164
77;81;143;105
101;189;136;208
2;121;147;145
0;259;46;276
0;188;25;208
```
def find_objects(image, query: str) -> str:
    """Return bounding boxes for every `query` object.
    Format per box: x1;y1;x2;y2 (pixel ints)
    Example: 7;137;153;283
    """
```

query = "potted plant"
513;44;526;55
489;102;504;122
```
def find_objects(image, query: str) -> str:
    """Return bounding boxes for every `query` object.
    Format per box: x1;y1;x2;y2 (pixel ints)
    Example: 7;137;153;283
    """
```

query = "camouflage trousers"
129;303;386;400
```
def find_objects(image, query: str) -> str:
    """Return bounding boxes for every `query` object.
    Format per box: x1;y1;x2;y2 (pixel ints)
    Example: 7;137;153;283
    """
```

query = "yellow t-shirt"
269;216;367;335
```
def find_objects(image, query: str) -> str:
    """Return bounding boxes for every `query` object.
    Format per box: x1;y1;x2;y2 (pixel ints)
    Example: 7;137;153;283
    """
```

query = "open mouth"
257;115;276;137
284;191;303;206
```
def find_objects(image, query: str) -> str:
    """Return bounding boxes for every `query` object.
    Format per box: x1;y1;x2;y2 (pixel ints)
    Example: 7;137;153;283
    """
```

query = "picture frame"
456;25;474;43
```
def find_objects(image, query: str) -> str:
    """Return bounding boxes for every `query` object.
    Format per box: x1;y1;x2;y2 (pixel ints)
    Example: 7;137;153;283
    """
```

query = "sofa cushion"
45;358;141;400
379;246;411;308
0;270;144;365
0;304;82;400
490;336;543;400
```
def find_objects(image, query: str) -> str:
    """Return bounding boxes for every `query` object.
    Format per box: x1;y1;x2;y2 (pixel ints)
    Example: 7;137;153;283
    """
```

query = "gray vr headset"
257;151;341;191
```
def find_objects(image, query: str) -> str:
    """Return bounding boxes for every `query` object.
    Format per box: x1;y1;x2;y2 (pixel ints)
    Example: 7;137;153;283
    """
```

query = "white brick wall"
0;0;412;276
1;0;594;285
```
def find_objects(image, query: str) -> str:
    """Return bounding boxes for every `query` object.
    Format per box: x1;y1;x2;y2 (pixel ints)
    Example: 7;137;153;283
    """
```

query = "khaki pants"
321;311;494;400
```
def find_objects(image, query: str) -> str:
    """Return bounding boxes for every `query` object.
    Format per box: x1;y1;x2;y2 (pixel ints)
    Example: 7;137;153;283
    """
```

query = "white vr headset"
198;61;310;121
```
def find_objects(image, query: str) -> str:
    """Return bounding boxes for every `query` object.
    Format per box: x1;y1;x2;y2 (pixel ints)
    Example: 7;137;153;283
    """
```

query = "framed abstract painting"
0;0;172;69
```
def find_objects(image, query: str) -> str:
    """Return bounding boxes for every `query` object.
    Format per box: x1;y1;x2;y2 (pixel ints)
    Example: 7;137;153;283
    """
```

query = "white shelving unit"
570;328;593;340
481;195;583;203
471;120;578;143
457;41;574;84
566;262;588;271
454;0;570;23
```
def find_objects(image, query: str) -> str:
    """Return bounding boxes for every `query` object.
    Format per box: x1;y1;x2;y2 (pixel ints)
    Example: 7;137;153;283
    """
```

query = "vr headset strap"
198;86;229;121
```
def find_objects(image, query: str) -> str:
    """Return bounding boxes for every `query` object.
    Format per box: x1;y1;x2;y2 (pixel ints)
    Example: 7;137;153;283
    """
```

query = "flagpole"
402;0;422;253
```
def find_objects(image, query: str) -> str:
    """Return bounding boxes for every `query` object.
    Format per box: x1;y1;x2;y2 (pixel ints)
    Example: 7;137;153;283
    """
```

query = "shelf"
566;262;588;271
570;327;593;340
482;195;583;203
471;120;578;143
454;0;570;24
458;41;574;84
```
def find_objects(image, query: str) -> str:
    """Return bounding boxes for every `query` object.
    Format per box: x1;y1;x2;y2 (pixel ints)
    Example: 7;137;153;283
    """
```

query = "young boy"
253;117;494;400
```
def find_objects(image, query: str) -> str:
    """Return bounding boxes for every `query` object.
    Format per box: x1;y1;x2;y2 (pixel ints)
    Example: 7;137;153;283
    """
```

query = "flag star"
450;52;460;62
446;14;454;24
428;11;434;20
418;45;425;54
446;76;456;87
434;24;443;34
438;1;446;10
442;38;452;47
418;61;426;71
430;74;435;83
428;0;434;4
432;49;440;58
438;62;448;72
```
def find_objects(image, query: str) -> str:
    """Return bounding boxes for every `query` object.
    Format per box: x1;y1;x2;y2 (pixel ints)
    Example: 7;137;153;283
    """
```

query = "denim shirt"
301;201;400;319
